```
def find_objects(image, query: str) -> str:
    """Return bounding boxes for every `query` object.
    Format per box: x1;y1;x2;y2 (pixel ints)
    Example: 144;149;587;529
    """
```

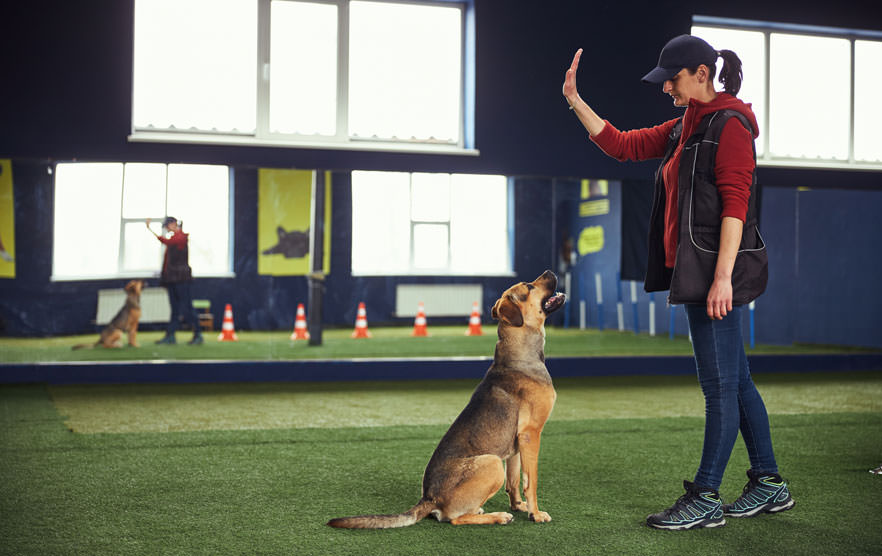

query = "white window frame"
351;171;514;277
693;15;882;171
51;162;235;282
129;0;478;157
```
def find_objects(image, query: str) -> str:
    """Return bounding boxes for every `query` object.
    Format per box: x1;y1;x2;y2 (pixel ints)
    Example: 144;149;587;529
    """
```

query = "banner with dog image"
258;169;331;276
0;159;15;279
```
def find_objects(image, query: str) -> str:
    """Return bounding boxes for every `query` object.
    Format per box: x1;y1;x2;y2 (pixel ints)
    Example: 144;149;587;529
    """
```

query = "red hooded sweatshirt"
591;93;759;268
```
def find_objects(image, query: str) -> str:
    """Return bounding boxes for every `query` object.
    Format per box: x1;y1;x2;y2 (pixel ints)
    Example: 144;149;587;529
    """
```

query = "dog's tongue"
543;292;566;311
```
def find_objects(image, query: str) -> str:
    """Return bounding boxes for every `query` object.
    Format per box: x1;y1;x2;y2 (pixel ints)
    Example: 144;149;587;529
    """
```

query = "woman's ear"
491;295;524;327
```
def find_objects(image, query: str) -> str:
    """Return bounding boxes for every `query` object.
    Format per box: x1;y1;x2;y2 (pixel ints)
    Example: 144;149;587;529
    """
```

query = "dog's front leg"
505;454;527;512
518;429;550;523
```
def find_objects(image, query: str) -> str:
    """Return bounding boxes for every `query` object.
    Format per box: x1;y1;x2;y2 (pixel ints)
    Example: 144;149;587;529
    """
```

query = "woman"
562;34;794;530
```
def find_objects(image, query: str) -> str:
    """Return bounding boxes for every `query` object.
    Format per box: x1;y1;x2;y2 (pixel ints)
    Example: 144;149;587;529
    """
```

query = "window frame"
51;162;236;282
350;171;514;277
692;15;882;171
129;0;478;156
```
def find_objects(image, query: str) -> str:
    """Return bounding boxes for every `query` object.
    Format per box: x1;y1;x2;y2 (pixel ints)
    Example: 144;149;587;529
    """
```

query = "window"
53;163;232;281
131;0;473;154
692;17;882;169
351;171;511;275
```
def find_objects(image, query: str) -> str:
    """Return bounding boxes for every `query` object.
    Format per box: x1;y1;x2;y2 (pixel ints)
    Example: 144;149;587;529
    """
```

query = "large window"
132;0;472;154
53;163;232;281
351;171;511;275
692;17;882;168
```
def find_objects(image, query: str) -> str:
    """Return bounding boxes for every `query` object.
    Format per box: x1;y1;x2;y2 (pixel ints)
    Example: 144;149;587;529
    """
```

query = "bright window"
692;17;882;169
351;171;511;275
769;33;850;160
132;0;470;152
53;163;232;281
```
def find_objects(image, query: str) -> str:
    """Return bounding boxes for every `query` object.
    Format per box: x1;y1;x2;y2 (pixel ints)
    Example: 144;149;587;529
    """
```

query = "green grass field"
0;326;875;363
2;372;881;555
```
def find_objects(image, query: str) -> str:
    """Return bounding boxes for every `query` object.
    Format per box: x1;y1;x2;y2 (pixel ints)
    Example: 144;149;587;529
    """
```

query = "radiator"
96;287;170;324
395;284;483;317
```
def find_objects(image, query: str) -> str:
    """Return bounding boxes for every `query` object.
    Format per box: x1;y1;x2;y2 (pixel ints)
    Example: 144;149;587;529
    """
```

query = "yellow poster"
258;169;331;276
0;160;15;279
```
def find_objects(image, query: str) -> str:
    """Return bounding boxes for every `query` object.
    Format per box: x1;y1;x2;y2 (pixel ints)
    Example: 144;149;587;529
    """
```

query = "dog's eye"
525;284;535;291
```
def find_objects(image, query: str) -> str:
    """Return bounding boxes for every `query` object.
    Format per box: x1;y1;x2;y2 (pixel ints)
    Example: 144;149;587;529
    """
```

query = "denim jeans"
165;281;200;336
685;304;778;490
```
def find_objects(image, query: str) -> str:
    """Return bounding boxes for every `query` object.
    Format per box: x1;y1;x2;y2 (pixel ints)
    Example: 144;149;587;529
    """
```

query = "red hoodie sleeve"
715;118;755;222
590;118;679;162
157;231;188;248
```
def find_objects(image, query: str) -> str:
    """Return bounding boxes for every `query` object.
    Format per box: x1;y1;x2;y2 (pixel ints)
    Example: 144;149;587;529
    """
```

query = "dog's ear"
491;295;523;327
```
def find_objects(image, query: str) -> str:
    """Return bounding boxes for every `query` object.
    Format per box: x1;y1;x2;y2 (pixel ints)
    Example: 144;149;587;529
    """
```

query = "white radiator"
395;284;483;317
96;287;170;324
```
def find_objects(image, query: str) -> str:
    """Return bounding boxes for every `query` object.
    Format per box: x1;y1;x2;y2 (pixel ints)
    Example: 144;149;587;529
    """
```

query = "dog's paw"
510;501;528;513
529;511;552;523
494;512;514;524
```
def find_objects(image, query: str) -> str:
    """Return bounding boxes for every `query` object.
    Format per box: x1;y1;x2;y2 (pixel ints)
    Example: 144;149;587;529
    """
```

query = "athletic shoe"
188;334;204;346
155;335;176;345
870;465;882;475
646;480;726;530
722;469;795;517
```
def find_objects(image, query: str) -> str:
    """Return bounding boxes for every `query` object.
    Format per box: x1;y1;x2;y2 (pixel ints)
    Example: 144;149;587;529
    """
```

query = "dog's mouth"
542;292;566;314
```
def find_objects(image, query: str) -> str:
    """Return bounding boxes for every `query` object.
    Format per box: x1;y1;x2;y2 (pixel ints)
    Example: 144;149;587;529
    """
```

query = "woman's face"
662;68;703;107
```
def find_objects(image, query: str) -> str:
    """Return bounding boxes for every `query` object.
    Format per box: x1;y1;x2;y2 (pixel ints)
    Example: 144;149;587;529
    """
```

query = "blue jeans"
165;282;200;336
685;304;778;490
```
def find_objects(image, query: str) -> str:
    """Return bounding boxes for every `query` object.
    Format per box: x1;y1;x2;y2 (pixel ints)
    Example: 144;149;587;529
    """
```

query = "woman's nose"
662;80;672;93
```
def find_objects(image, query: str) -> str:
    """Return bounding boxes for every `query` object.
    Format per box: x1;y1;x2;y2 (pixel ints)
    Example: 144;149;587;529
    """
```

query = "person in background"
146;216;203;345
562;34;793;530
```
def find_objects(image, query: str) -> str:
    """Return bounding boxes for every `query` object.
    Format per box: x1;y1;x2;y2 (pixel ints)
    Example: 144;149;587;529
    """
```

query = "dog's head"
491;270;566;329
125;280;144;296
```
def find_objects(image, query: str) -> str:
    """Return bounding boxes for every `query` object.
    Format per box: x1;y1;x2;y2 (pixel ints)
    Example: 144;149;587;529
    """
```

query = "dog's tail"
327;499;436;529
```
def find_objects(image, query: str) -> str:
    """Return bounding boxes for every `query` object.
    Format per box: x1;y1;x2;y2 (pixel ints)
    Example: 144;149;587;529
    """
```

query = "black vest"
644;109;768;305
161;239;193;285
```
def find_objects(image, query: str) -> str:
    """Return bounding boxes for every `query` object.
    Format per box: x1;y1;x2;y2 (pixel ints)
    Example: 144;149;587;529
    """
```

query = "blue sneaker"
723;470;795;517
646;480;726;530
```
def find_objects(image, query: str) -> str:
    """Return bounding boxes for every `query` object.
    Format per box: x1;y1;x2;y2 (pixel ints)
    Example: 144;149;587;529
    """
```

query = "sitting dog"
328;270;566;528
73;280;144;349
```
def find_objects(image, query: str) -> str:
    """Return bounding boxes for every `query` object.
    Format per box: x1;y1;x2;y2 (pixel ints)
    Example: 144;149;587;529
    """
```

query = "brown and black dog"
73;280;143;349
328;270;565;528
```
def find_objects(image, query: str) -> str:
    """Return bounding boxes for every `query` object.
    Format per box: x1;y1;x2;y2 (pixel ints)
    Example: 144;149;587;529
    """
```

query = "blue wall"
1;0;881;347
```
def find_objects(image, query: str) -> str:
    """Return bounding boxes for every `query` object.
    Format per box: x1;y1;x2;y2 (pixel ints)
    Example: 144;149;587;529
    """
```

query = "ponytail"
717;49;743;96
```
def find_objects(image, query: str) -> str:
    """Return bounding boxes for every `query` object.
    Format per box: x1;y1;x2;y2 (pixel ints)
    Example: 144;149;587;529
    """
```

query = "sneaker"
188;334;204;346
646;480;726;530
155;335;176;345
723;470;795;517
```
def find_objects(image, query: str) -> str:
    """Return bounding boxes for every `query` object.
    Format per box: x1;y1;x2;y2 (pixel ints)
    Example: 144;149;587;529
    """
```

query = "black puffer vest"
161;237;193;285
644;109;768;305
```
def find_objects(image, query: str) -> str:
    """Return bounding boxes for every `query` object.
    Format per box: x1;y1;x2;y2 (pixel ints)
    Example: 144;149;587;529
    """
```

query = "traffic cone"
217;303;238;341
351;302;371;338
466;301;483;336
412;302;428;337
290;303;310;340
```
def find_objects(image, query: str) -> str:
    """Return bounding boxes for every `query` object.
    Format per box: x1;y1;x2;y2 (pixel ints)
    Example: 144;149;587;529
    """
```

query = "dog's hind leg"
505;453;528;513
442;455;513;525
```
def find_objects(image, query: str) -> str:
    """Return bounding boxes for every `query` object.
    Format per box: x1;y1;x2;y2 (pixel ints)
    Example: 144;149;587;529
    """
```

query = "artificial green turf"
0;326;875;363
2;376;881;555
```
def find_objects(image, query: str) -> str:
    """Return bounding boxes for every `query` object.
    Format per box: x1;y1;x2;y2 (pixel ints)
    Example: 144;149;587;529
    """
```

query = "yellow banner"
0;160;15;278
258;169;331;276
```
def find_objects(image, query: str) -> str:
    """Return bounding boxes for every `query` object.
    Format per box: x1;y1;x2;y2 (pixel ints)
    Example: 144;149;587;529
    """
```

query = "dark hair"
687;48;743;96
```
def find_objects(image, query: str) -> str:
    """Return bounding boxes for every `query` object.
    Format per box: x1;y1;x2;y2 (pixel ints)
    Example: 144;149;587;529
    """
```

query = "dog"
327;270;566;528
73;280;143;349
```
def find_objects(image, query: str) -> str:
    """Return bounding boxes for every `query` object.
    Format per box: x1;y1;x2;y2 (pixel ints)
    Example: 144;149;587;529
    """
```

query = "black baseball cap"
641;34;718;84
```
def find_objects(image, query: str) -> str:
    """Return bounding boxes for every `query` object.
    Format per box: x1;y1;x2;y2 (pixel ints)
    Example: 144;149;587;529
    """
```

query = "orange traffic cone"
217;303;238;341
290;303;310;340
412;302;428;337
466;301;483;336
351;302;372;338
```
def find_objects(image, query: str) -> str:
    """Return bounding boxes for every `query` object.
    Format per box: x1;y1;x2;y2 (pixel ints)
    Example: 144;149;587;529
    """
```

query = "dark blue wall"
1;0;881;347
